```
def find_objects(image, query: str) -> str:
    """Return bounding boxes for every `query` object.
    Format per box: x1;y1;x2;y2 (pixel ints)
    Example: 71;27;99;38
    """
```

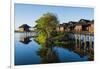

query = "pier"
69;32;94;50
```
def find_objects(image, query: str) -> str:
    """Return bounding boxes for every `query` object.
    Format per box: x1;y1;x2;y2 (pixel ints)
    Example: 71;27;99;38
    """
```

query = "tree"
35;13;59;44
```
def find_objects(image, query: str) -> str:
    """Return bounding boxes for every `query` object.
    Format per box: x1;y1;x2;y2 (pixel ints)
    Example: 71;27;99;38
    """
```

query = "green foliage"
36;32;47;44
35;12;59;44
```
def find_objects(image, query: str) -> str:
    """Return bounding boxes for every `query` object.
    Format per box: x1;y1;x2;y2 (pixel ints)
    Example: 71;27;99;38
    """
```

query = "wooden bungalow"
73;19;90;32
56;23;70;32
74;23;82;32
87;20;94;33
56;19;94;33
68;21;77;31
19;24;31;32
74;19;94;33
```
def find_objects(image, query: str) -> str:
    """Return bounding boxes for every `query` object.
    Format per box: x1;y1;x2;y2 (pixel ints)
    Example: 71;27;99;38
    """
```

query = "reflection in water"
35;33;94;63
19;33;35;44
37;46;60;63
73;34;94;61
19;36;32;44
15;33;94;65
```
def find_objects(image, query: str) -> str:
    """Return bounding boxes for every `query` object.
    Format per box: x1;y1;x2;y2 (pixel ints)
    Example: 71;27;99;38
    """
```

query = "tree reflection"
35;35;94;63
36;42;60;63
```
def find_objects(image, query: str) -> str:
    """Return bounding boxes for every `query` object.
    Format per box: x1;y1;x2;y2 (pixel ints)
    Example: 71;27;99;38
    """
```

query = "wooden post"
78;34;81;51
80;34;82;48
84;34;87;50
89;35;92;49
75;34;78;48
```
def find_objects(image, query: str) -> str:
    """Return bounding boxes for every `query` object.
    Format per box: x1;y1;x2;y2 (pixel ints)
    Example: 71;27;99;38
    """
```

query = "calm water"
15;33;94;65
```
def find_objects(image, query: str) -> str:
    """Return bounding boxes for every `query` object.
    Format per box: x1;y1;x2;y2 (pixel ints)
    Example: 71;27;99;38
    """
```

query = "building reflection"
19;34;32;44
74;37;94;60
18;32;94;63
67;33;94;60
36;36;94;63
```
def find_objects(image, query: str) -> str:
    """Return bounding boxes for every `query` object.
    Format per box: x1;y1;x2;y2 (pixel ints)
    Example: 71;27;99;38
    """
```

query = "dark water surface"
15;33;94;65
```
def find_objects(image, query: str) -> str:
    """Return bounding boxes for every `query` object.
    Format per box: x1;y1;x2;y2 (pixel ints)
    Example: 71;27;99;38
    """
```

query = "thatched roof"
68;21;77;24
79;19;91;23
19;24;31;28
58;23;69;28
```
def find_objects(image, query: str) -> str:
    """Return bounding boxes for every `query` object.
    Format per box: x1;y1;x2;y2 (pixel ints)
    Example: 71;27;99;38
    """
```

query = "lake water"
15;33;94;65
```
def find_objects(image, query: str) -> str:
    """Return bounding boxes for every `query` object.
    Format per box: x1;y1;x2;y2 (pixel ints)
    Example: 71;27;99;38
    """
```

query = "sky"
15;3;94;30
